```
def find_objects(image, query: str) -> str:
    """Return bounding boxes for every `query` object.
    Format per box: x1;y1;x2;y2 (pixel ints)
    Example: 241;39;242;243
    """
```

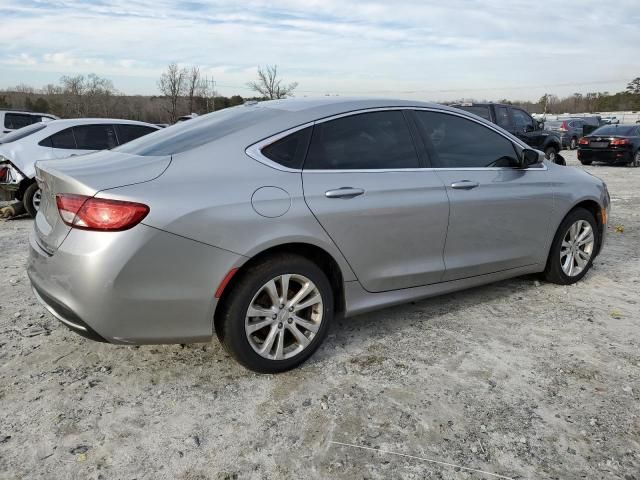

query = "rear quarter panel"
97;135;358;282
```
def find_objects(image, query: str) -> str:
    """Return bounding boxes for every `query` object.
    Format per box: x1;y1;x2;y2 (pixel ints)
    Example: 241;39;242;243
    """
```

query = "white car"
0;110;58;137
0;118;159;216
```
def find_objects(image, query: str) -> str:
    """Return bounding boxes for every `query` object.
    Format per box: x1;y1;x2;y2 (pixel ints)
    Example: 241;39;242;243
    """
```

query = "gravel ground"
1;151;639;480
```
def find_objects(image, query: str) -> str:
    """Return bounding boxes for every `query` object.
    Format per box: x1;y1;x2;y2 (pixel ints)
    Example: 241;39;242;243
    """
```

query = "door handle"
450;180;479;190
325;187;365;199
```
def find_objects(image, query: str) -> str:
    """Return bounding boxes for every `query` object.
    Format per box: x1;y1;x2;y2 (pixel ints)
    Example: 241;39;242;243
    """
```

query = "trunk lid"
34;150;170;253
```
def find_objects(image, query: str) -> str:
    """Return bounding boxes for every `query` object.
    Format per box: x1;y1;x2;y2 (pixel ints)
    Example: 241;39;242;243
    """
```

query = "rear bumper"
28;224;244;344
578;148;632;163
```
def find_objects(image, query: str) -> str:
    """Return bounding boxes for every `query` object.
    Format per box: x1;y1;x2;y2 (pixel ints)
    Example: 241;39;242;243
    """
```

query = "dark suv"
451;103;563;162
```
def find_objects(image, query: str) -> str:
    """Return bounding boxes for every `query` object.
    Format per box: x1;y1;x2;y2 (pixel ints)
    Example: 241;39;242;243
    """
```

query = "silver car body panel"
27;98;610;344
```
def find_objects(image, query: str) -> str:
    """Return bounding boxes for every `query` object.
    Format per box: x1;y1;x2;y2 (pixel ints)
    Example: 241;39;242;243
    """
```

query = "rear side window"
455;105;491;121
115;124;158;145
4;113;35;129
414;111;519;168
47;128;77;149
261;127;311;169
73;125;117;150
304;111;419;170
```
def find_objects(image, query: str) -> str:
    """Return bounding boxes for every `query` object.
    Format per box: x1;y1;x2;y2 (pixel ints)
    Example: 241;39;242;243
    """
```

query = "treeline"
2;73;639;123
0;73;257;124
471;78;640;115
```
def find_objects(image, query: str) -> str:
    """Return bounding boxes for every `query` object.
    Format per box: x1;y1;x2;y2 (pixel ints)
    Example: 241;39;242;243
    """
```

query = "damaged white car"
0;119;159;217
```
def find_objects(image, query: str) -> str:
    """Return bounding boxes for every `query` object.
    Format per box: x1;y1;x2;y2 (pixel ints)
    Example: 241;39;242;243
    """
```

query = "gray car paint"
28;98;609;344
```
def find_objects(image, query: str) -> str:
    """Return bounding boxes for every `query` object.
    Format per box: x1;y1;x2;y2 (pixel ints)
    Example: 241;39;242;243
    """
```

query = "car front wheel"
544;208;598;285
215;254;334;373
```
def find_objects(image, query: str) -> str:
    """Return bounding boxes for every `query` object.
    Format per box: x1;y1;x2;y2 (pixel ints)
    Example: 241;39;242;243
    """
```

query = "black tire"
23;183;41;218
215;253;334;373
544;145;559;161
544;208;598;285
569;137;578;150
580;159;593;165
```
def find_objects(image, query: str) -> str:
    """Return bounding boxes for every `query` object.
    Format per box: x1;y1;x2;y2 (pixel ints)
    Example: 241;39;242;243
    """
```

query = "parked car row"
0;118;159;216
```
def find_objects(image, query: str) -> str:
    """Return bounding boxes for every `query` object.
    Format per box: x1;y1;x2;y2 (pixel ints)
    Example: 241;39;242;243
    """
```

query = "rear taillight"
0;167;7;182
559;121;568;132
610;138;630;146
578;137;589;145
56;194;149;231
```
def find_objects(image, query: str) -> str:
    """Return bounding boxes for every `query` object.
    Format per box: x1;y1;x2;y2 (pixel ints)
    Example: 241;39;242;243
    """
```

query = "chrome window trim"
245;106;544;173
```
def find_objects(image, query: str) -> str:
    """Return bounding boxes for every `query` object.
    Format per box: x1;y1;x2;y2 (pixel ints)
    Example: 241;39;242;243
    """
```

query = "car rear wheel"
544;208;598;285
570;137;578;150
215;253;334;373
629;151;640;168
23;183;41;218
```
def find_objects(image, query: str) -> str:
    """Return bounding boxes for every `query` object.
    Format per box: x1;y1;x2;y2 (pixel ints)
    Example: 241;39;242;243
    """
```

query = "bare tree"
186;66;202;114
158;63;187;122
247;65;297;100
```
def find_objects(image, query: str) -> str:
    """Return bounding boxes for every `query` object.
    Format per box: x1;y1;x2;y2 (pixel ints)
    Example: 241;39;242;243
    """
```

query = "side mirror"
520;149;541;168
537;121;545;130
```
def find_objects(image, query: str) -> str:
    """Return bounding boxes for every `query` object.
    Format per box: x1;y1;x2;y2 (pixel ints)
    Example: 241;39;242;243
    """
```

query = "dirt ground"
1;150;638;480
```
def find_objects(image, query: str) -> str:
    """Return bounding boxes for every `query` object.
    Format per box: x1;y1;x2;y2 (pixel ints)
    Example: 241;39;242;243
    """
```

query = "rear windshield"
545;121;563;128
113;106;280;156
591;125;636;136
0;123;47;144
454;105;491;121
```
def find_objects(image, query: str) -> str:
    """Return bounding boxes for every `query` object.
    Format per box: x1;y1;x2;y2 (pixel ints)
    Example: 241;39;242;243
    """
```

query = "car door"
412;109;554;281
510;108;543;148
302;110;450;293
73;124;118;154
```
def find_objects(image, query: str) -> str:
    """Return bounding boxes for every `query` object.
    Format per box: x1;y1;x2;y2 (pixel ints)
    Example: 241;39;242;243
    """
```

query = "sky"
0;0;639;102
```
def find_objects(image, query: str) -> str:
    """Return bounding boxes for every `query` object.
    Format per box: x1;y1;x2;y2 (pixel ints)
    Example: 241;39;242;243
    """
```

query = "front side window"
511;109;535;131
4;113;34;130
73;125;117;150
261;127;311;169
304;111;419;170
414;111;519;168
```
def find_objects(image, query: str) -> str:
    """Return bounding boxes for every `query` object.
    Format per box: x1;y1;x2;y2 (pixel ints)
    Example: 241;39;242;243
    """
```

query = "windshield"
113;105;280;156
0;123;47;144
591;125;636;136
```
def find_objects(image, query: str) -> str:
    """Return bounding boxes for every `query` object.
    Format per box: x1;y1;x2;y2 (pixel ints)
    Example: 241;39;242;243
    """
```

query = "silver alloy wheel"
570;138;577;150
632;151;640;168
560;220;595;277
245;274;323;360
32;188;42;211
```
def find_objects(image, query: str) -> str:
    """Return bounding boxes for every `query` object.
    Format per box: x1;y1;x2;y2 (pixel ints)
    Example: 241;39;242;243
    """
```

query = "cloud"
0;0;638;100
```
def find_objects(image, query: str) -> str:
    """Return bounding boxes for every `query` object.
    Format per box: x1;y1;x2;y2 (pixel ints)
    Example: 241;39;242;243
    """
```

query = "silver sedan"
28;98;609;372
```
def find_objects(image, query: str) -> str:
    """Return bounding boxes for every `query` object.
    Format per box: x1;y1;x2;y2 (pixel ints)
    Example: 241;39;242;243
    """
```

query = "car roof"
44;118;158;128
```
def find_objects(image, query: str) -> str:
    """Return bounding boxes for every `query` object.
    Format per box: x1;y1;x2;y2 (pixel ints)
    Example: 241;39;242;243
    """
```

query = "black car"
452;103;563;162
578;124;640;167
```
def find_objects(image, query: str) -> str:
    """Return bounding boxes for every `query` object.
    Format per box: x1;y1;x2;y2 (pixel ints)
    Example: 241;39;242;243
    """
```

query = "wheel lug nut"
272;314;277;320
278;322;283;328
279;304;284;309
287;318;293;324
289;307;294;312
